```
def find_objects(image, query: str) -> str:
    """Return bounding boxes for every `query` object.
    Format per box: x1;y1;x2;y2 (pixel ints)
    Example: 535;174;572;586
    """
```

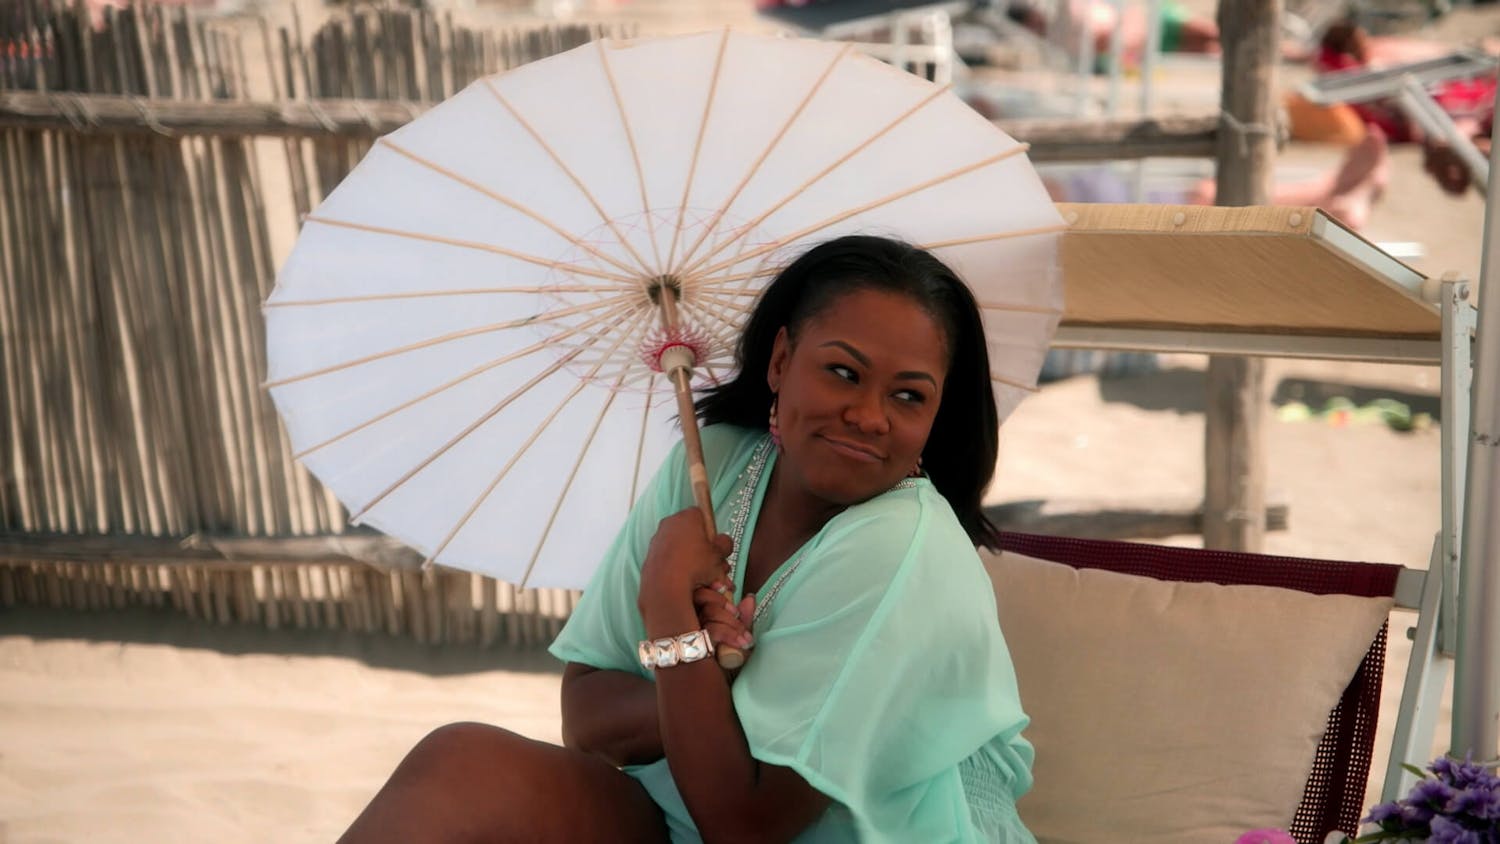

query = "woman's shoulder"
819;481;978;570
782;484;996;639
841;479;964;532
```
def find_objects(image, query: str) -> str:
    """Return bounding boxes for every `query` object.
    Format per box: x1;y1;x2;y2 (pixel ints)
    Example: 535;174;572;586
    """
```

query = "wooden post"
1204;0;1280;552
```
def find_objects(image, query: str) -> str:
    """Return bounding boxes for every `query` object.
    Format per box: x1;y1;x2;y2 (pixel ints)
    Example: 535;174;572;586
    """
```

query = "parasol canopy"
264;29;1065;588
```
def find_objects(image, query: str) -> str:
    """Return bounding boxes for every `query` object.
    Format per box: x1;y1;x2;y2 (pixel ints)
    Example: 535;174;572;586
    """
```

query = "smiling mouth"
819;435;884;463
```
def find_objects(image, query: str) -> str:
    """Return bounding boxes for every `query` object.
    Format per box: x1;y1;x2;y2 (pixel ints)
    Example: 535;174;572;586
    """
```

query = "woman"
339;235;1036;843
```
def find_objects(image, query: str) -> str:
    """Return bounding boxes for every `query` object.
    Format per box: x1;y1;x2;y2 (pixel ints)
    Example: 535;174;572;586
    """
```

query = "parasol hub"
645;274;684;306
649;275;698;378
658;344;696;376
640;325;709;375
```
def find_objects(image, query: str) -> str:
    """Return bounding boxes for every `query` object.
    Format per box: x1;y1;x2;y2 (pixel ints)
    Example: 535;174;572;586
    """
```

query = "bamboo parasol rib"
483;71;658;279
427;306;653;574
664;28;731;273
517;365;635;585
378;137;646;281
675;81;955;280
264;284;633;308
291;304;644;460
692;145;1034;280
301;214;638;283
592;40;665;274
348;303;647;523
669;42;855;281
264;293;638;388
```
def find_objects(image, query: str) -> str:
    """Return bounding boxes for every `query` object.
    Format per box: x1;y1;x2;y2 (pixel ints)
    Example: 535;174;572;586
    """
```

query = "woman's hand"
637;508;734;633
695;585;756;674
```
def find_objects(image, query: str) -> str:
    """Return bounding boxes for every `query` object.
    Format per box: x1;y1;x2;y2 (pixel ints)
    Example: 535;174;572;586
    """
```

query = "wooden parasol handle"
656;284;745;671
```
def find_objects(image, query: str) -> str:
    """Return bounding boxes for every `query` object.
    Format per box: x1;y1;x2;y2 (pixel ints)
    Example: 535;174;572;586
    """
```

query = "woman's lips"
818;435;884;464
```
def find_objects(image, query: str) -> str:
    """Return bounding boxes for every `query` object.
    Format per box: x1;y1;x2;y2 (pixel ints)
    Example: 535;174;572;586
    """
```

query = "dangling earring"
768;393;782;449
908;455;924;478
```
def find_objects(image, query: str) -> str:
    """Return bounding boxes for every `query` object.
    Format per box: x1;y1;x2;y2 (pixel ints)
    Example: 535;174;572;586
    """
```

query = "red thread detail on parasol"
640;327;711;373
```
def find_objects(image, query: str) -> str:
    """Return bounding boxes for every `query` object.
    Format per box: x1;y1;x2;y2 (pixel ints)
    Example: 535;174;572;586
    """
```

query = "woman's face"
767;287;949;507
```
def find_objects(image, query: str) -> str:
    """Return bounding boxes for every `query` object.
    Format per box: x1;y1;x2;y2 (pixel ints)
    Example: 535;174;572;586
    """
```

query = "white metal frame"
1450;121;1500;769
1384;276;1476;801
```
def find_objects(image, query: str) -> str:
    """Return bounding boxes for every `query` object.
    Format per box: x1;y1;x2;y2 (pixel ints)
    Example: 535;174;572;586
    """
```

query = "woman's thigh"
340;722;668;844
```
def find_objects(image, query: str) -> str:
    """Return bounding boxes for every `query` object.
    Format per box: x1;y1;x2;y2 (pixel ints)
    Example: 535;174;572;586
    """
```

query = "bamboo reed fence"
0;0;630;646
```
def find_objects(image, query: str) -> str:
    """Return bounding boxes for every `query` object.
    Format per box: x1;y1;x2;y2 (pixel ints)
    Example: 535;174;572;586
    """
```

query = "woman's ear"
767;327;790;393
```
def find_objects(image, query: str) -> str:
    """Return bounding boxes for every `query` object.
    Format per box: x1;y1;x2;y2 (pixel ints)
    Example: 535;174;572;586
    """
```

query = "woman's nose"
844;390;889;434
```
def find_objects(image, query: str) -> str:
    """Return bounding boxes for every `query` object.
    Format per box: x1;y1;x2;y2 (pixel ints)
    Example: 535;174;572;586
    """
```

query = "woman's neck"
758;459;844;548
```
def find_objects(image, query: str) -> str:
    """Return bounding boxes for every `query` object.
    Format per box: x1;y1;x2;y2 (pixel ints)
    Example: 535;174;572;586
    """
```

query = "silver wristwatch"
638;629;715;670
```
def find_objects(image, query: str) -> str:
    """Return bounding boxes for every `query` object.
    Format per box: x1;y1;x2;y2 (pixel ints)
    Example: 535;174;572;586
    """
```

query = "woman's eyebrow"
820;340;937;386
819;340;870;367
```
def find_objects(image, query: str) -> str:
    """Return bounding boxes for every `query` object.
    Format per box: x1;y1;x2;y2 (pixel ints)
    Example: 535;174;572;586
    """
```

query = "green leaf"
1401;763;1431;780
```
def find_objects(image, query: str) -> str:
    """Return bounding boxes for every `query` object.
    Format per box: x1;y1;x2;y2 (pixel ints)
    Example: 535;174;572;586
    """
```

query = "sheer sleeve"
547;439;688;676
731;485;1034;843
547;425;760;675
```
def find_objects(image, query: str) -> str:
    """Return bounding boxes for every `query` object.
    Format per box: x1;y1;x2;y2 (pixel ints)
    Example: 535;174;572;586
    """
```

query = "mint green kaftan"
548;424;1036;843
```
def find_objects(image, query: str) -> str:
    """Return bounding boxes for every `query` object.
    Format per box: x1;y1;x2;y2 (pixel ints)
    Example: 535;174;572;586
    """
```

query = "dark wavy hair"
694;235;1002;550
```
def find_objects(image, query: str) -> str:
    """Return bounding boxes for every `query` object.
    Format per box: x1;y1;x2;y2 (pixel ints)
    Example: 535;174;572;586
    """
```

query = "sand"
0;610;565;843
4;0;1499;841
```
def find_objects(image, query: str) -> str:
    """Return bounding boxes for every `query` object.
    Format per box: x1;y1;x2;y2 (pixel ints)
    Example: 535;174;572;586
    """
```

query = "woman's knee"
350;722;663;843
399;723;647;826
396;722;534;787
409;721;517;758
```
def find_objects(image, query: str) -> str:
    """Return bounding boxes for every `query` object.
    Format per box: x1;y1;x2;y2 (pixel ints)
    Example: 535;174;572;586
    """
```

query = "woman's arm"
639;511;832;844
560;586;755;767
559;663;664;767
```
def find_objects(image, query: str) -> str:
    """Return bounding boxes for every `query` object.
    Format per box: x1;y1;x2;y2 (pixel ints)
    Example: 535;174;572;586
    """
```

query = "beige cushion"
983;549;1394;844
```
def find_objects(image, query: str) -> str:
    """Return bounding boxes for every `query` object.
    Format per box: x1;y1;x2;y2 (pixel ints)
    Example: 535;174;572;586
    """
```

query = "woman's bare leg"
339;722;669;844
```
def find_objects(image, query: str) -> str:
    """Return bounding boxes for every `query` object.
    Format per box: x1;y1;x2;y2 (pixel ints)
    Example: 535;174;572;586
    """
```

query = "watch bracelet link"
637;629;715;670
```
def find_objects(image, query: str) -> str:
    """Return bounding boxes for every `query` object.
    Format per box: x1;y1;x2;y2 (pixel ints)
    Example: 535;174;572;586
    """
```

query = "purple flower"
1429;814;1484;844
1363;801;1403;825
1433;756;1460;781
1400;798;1436;826
1359;756;1500;842
1432;754;1499;791
1447;783;1500;820
1411;776;1460;808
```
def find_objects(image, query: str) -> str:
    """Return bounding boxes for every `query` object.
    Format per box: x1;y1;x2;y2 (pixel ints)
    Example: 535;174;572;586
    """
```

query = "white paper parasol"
264;29;1065;591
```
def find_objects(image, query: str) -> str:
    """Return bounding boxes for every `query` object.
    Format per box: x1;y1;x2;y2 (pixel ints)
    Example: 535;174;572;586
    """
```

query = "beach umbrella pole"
1451;99;1500;764
653;278;746;670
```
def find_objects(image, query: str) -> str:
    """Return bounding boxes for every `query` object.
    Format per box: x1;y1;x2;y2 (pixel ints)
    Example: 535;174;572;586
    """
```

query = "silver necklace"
724;434;919;627
722;434;774;585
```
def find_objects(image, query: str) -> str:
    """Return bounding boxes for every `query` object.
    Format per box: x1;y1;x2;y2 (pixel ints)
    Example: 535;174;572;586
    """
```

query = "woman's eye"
828;364;857;382
894;389;926;404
